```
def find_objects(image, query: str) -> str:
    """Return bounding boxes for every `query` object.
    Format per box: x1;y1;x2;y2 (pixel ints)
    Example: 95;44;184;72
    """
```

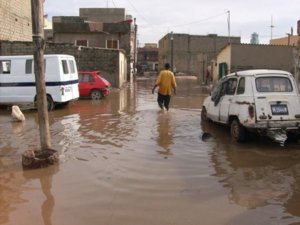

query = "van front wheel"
230;119;246;142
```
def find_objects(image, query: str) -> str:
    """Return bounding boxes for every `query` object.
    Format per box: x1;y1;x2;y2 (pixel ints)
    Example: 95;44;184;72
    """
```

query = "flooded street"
1;77;300;225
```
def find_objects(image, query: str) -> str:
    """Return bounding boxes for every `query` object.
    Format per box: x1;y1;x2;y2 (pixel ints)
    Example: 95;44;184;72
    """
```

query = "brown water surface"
1;77;300;225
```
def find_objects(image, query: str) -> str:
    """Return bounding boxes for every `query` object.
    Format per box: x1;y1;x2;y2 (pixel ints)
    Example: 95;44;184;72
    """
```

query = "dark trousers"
157;93;171;110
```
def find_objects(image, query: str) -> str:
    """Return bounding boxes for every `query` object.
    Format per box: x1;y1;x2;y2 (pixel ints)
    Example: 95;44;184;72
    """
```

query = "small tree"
31;0;51;150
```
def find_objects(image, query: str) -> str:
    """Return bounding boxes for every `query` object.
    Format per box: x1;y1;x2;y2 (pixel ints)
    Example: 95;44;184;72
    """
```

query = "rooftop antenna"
270;15;275;40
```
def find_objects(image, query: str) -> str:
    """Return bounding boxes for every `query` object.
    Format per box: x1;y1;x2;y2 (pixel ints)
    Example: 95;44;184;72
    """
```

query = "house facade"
0;0;32;41
52;8;137;81
213;43;295;82
158;33;240;82
137;43;158;75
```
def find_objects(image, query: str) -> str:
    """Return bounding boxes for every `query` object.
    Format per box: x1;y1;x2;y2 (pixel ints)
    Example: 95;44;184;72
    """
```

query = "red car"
78;71;111;100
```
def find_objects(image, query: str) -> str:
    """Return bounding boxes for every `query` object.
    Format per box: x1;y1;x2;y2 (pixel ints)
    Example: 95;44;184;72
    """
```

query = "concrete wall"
0;0;32;41
213;43;295;82
80;8;126;23
158;33;240;82
231;44;294;73
0;41;127;88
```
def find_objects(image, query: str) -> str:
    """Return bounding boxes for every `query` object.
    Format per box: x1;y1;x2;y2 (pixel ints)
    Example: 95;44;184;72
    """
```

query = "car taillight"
248;105;255;118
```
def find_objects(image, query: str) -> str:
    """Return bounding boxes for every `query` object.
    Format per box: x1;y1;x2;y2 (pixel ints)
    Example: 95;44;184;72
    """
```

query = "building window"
106;40;119;49
75;40;88;47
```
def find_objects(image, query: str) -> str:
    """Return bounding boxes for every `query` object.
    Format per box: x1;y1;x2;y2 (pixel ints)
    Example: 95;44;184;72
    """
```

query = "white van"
0;54;79;110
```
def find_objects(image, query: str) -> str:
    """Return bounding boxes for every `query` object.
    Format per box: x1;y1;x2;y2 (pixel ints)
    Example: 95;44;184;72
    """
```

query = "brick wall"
0;41;127;87
0;0;32;41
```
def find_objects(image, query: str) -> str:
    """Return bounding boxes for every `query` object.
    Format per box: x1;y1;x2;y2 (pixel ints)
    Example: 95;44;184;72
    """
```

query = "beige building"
270;36;300;46
137;43;158;74
0;0;32;41
52;8;137;80
158;33;240;82
213;43;295;82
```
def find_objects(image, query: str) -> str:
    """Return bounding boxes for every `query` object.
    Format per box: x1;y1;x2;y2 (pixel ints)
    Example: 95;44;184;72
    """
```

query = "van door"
219;78;238;123
254;76;298;121
207;79;224;121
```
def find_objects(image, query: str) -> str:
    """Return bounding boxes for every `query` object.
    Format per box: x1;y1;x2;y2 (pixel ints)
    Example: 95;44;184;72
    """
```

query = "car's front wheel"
90;90;102;100
230;119;246;142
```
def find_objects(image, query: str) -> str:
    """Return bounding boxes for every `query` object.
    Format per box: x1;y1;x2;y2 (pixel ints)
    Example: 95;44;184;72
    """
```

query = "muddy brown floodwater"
1;77;300;225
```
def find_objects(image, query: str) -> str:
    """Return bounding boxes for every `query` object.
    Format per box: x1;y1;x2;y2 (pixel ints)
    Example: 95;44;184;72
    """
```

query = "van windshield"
255;76;293;92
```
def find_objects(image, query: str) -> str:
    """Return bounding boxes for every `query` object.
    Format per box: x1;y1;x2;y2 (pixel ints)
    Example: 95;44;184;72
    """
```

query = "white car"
201;69;300;144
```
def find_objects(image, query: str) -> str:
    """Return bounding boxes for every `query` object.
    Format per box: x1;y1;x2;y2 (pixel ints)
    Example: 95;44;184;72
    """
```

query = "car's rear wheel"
230;119;246;142
90;90;102;100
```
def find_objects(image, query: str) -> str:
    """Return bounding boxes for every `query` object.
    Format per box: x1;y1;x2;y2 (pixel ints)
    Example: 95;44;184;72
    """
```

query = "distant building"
250;32;259;44
137;43;158;75
0;0;32;41
44;15;53;42
158;33;240;82
270;35;300;46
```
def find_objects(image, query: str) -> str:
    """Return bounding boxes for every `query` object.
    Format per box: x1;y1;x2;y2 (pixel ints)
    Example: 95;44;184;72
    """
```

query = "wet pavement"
1;77;300;225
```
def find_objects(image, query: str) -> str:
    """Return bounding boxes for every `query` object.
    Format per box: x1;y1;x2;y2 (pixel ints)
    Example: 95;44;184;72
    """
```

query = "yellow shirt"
155;70;177;95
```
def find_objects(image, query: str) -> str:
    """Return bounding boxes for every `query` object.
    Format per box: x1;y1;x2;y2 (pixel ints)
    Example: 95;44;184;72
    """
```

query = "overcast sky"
44;0;299;46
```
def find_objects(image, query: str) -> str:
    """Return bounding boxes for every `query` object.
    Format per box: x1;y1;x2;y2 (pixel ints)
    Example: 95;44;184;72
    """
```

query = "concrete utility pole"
227;10;231;43
31;0;51;150
170;32;174;71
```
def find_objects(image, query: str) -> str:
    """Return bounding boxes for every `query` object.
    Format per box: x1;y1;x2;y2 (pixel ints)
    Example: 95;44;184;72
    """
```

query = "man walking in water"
152;63;177;111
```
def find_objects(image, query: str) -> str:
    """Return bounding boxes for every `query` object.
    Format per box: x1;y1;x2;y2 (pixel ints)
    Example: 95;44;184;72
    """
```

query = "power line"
111;0;117;8
124;0;150;24
171;11;227;28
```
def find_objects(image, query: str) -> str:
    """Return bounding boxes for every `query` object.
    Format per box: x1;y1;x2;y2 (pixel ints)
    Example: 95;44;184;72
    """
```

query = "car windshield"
255;76;293;92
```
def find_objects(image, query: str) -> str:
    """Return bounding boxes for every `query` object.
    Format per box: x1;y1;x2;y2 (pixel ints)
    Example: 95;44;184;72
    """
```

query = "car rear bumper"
102;88;110;96
246;120;300;131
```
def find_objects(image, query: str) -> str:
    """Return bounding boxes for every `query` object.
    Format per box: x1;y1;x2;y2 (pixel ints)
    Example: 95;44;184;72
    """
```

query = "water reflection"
203;120;300;217
156;112;174;157
23;165;59;225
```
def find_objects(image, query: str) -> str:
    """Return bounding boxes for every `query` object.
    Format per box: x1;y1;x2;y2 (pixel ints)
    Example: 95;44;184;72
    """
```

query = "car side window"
80;74;95;83
237;77;245;94
226;78;237;95
211;81;222;101
211;78;228;106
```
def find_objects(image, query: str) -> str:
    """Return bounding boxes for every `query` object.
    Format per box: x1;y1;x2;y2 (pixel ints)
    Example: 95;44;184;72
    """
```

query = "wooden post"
31;0;51;150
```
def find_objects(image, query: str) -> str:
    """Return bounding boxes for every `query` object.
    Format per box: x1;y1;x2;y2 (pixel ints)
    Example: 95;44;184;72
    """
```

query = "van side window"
237;77;245;94
25;59;33;74
62;60;69;74
69;60;75;73
0;60;11;74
